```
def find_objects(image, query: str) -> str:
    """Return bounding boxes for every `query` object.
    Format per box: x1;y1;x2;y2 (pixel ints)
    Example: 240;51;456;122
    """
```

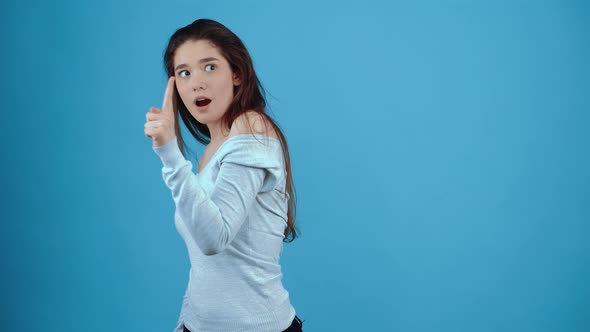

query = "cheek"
176;84;192;107
219;77;237;98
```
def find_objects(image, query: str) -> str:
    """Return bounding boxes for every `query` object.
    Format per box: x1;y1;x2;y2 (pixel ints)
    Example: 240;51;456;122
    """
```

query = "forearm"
153;138;265;255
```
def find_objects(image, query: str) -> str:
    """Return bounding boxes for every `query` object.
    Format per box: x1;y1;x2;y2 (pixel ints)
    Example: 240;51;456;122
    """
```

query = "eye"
178;70;190;78
205;64;216;72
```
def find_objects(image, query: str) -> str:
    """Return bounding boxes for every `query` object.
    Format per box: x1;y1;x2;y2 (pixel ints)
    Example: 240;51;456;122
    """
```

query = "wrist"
153;136;184;168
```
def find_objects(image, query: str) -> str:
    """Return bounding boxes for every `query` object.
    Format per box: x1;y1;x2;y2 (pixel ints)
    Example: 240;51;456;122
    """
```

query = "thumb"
150;107;161;114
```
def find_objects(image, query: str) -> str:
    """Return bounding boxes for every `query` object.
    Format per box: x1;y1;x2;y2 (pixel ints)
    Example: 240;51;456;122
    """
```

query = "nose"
191;73;206;91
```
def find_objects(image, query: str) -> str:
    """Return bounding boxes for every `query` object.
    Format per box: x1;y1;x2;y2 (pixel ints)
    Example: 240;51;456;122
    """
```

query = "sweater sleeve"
152;136;283;256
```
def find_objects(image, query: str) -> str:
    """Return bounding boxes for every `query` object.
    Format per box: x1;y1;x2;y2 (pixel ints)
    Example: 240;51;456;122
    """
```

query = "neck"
207;120;230;145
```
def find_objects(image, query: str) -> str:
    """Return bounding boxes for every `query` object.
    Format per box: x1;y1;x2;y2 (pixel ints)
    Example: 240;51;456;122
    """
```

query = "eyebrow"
174;57;220;71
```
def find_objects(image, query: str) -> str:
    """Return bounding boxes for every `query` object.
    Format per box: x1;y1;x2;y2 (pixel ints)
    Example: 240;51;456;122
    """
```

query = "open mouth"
196;98;212;107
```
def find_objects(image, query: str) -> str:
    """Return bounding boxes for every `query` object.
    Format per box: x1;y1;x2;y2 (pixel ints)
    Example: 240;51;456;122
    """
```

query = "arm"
154;138;267;256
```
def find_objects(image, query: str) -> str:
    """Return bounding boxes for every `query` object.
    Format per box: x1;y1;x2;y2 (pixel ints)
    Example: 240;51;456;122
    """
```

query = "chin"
193;115;208;125
192;112;222;126
185;110;204;124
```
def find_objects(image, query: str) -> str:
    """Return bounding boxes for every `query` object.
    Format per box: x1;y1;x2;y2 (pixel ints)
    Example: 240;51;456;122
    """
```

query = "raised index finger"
162;76;176;113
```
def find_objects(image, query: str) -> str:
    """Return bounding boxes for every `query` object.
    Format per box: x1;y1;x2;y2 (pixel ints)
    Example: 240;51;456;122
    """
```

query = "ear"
232;72;241;86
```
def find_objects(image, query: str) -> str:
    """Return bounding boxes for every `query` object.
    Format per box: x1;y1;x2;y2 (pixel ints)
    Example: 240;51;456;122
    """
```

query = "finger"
145;121;162;129
150;107;161;114
162;76;175;113
147;109;162;121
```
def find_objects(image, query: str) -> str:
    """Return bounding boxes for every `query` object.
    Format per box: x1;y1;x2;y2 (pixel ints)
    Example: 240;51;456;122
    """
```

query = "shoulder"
229;110;279;140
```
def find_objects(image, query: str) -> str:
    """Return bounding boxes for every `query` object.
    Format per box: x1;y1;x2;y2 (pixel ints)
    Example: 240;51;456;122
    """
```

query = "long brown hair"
163;18;299;242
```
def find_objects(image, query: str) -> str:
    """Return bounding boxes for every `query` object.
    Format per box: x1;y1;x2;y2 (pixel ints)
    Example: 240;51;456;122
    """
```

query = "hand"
145;76;177;148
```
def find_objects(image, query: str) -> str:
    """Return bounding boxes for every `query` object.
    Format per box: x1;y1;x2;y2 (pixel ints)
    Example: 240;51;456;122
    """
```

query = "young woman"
143;19;303;332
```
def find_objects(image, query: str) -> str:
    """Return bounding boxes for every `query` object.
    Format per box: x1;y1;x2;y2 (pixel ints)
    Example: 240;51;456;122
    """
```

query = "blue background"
2;0;588;331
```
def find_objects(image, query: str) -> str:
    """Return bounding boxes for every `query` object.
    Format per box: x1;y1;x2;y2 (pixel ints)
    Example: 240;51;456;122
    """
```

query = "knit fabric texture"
153;134;296;332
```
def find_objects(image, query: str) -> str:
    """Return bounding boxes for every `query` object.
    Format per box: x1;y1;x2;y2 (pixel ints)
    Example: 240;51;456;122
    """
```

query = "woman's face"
173;39;241;125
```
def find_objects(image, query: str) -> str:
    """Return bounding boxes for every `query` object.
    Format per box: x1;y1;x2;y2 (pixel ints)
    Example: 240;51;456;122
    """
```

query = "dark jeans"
182;315;303;332
282;315;304;332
